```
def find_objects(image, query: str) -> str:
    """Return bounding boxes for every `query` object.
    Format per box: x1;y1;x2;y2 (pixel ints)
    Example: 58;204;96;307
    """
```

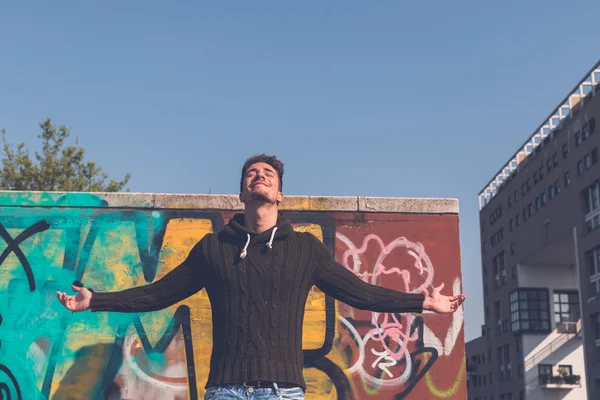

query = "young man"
57;154;466;400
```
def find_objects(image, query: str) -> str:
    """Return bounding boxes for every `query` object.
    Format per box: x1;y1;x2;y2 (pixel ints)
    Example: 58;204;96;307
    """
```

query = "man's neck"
244;203;279;233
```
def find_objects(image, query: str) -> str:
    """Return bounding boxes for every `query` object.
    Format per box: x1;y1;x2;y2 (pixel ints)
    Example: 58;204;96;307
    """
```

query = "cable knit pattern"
89;213;425;389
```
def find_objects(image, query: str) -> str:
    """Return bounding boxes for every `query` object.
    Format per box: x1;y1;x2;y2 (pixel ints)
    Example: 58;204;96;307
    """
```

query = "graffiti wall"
0;192;465;400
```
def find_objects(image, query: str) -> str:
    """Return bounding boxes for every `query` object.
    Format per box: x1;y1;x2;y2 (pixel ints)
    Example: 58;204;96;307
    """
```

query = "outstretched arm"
310;234;465;314
56;237;209;313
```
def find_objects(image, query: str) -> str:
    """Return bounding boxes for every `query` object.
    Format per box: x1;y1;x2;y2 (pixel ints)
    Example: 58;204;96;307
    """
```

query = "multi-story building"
467;60;600;400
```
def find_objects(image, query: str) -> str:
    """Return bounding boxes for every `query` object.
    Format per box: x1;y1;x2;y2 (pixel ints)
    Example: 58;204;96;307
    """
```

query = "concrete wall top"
0;191;459;214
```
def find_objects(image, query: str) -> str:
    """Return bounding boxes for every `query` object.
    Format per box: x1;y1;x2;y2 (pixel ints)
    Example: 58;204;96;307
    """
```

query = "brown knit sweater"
90;213;425;389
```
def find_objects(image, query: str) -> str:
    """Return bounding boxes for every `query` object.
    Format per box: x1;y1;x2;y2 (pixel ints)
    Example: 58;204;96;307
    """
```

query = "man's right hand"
56;284;92;312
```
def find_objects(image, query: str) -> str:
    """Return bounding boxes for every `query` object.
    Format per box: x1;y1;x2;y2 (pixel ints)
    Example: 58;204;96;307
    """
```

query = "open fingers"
59;292;66;303
56;292;73;309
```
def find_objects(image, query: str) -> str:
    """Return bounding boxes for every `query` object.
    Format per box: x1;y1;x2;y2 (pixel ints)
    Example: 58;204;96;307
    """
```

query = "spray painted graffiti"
333;231;465;399
0;193;466;399
0;219;50;400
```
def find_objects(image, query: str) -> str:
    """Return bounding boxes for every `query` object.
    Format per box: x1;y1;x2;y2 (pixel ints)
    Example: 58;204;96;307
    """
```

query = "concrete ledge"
0;191;458;214
154;194;243;210
100;192;155;208
359;197;459;214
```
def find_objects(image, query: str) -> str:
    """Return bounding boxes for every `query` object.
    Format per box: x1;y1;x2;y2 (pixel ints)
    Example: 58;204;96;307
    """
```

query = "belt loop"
272;382;283;399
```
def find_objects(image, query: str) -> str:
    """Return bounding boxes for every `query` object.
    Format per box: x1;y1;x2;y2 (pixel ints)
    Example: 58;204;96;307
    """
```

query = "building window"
584;181;600;214
553;291;580;325
538;166;544;180
523;203;533;221
508;196;512;209
504;345;511;380
490;205;503;225
509;218;514;231
585;153;593;170
549;184;556;200
587;246;600;297
491;228;504;247
563;142;569;159
534;171;539;185
553;152;558;166
578;160;584;176
583;122;590;140
541;192;547;206
495;300;501;333
583;148;599;172
546;158;553;173
539;364;552;384
584;181;600;233
592;313;600;360
498;347;504;381
558;365;573;376
483;241;488;254
535;196;541;211
576;131;583;147
554;180;560;196
590;117;596;134
565;171;571;187
514;190;519;203
511;242;516;257
493;252;506;288
510;288;550;333
483;263;487;275
515;214;520;227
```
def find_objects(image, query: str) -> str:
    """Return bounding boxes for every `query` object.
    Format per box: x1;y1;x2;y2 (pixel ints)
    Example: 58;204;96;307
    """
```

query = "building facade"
468;60;600;400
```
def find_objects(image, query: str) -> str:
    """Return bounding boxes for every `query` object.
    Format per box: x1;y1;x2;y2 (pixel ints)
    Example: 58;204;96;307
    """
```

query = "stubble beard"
249;188;275;204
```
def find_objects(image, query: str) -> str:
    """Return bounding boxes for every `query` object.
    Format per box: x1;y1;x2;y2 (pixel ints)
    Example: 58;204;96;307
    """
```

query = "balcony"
556;321;578;334
524;320;581;371
539;373;581;389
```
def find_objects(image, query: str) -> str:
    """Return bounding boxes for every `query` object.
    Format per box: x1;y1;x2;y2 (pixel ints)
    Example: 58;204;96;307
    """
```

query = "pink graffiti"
339;234;435;361
341;234;433;292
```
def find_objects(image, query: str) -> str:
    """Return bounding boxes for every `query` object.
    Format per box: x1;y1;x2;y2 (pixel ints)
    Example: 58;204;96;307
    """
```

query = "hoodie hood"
222;213;294;258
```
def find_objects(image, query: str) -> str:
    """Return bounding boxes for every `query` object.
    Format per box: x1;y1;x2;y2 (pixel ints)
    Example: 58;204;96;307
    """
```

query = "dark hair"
240;154;284;192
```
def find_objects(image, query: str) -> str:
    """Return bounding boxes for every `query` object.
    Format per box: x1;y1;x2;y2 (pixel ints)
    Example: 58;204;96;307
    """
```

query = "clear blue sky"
1;1;599;341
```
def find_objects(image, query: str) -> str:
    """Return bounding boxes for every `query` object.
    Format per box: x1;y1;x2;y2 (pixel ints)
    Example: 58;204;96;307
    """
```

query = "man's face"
240;162;283;205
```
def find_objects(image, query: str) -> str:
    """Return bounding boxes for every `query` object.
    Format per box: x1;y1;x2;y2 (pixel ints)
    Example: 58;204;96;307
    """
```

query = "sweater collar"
223;213;293;258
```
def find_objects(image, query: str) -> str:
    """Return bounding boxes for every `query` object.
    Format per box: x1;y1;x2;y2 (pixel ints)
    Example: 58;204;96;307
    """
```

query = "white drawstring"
240;227;277;258
240;234;251;259
266;227;277;249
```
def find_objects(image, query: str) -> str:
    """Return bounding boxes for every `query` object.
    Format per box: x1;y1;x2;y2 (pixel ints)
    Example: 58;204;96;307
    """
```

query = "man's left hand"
423;283;466;313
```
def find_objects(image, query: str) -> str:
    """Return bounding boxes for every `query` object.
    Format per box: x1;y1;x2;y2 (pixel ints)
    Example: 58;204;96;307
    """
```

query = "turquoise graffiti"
0;193;195;399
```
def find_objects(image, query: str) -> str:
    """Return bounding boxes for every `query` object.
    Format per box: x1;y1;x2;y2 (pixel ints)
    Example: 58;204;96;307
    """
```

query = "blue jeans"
204;384;305;400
